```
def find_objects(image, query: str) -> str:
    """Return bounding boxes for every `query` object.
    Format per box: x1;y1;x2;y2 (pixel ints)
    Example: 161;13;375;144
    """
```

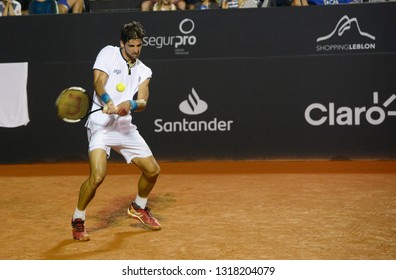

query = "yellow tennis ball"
116;82;125;92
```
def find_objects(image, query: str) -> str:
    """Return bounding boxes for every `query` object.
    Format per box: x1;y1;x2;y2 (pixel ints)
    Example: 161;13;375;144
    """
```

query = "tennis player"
71;21;161;241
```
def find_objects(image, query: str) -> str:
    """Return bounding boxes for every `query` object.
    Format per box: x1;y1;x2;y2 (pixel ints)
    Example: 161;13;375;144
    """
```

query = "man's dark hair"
121;21;146;43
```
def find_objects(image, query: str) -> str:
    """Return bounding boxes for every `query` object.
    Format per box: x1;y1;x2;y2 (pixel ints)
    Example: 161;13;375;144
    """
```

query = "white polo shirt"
86;45;152;131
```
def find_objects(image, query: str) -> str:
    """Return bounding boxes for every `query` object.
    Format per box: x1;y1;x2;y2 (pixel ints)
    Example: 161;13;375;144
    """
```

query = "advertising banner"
0;4;395;163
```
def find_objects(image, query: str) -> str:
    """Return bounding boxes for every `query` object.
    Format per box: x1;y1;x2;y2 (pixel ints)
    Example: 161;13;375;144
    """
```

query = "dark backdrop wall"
1;4;396;163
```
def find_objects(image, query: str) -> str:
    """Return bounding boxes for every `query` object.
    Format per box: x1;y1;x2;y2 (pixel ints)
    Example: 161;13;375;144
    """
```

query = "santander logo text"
154;88;234;133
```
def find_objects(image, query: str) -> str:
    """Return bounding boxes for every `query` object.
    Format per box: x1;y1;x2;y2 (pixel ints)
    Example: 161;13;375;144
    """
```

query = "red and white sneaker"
127;202;161;230
71;218;90;241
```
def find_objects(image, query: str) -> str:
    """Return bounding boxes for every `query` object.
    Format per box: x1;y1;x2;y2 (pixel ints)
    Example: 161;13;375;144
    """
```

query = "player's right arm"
93;69;117;114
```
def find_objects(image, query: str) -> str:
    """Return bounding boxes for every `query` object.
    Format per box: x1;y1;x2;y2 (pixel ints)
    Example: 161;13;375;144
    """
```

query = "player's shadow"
43;193;172;259
43;195;154;260
43;229;151;260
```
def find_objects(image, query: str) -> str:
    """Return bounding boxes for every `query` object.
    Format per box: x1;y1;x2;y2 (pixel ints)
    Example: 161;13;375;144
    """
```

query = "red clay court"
0;160;395;260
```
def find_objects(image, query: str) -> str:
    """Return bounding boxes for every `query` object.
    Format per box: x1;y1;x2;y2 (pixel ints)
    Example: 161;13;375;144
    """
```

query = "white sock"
134;195;148;209
73;207;86;221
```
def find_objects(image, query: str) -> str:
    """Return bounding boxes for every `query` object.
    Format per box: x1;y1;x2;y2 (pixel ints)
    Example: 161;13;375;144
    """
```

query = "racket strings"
56;89;91;122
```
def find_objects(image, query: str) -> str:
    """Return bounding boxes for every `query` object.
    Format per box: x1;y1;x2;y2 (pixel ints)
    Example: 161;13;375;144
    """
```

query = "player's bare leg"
72;149;108;241
77;149;108;210
134;156;160;197
127;156;161;230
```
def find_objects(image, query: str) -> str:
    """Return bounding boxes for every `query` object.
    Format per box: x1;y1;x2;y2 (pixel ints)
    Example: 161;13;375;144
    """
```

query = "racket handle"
89;108;103;115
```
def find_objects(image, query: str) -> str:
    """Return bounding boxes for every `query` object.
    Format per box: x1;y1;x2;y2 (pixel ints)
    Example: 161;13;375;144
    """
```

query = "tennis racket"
55;86;102;123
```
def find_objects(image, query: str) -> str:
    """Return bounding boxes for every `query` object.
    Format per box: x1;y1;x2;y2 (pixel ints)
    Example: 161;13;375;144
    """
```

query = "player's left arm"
116;78;150;116
134;78;150;112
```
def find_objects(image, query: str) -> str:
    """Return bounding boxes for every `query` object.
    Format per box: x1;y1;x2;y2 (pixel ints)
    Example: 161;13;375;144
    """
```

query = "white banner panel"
0;62;29;128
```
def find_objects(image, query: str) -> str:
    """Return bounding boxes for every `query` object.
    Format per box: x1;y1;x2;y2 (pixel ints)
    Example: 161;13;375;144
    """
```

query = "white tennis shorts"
87;128;153;163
